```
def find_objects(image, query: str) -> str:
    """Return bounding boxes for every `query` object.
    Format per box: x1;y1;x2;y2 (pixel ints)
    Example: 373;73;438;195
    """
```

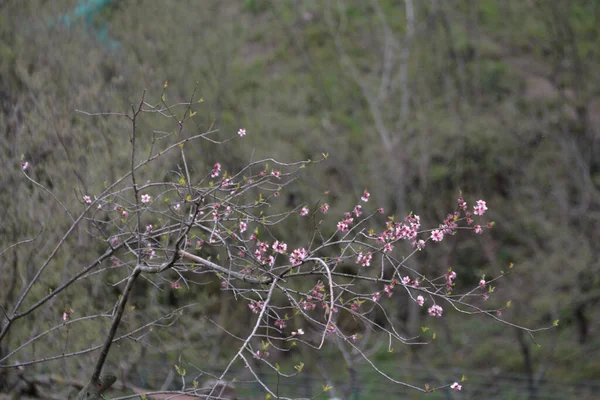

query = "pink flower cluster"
401;276;419;287
361;190;370;202
254;241;275;266
290;248;308;266
62;308;74;321
356;252;372;267
248;300;265;314
299;282;325;311
210;162;221;178
337;217;353;232
446;270;457;290
428;304;443;317
272;240;287;254
378;214;421;244
473;199;488;216
274;319;286;329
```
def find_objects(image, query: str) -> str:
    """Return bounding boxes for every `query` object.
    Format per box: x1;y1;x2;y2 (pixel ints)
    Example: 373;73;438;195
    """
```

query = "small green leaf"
553;319;560;326
295;362;304;372
506;300;512;308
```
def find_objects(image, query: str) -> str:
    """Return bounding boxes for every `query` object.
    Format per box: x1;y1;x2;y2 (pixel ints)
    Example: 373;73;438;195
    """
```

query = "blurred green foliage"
0;0;599;398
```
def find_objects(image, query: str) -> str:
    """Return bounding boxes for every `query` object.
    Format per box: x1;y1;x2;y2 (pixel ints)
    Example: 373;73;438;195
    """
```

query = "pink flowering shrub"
6;91;556;399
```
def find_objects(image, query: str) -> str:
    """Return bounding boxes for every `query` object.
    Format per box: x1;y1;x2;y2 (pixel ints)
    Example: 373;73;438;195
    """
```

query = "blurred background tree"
0;0;598;398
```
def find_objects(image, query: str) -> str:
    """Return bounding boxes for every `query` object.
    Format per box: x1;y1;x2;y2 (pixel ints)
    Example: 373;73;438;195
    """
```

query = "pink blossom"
413;239;426;250
240;221;248;232
62;309;73;321
352;205;362;217
173;203;181;211
83;195;92;205
249;301;264;313
146;224;153;232
290;248;307;266
253;350;269;359
274;319;286;329
383;243;394;254
238;128;246;137
171;282;181;289
473;199;488;216
300;206;309;216
417;295;425;307
326;323;336;334
292;328;305;336
402;276;411;285
271;170;281;178
372;292;381;302
377;207;384;214
451;382;462;391
384;284;393;297
431;229;444;242
210;163;221;178
22;161;29;170
447;271;457;282
356;252;372;267
428;304;443;317
121;210;128;218
361;190;370;202
479;279;486;288
221;177;232;187
320;203;329;213
272;240;287;254
474;225;483;234
337;221;349;231
141;194;151;203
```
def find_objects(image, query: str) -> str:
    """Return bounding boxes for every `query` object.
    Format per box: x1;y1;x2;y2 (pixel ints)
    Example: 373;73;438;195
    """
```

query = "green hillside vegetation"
0;0;598;398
